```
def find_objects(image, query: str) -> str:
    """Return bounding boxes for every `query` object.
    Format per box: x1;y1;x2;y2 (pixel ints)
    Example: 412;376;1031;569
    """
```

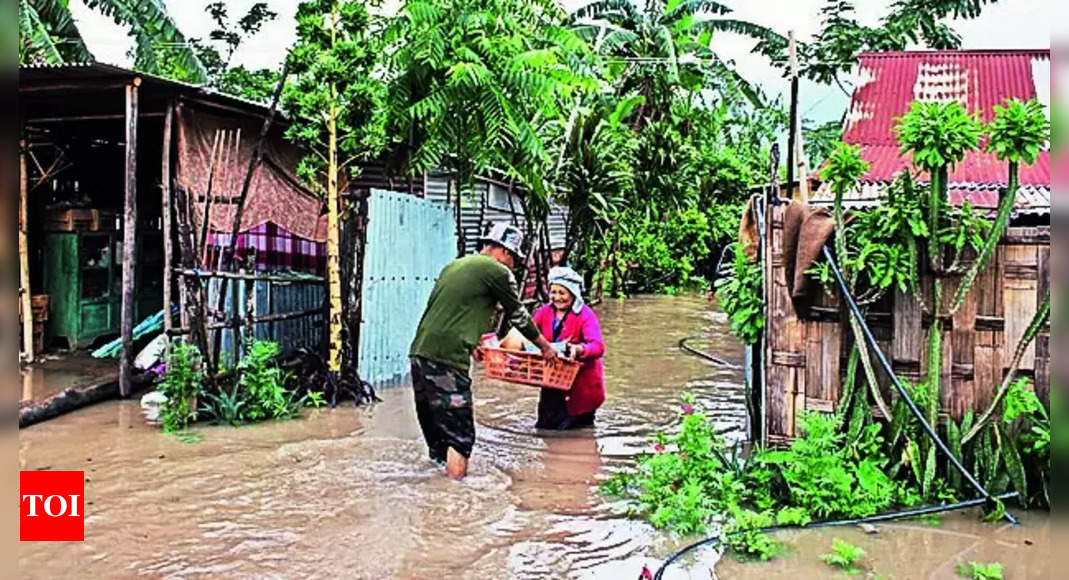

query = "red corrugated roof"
828;50;1050;214
856;144;1050;186
844;50;1048;146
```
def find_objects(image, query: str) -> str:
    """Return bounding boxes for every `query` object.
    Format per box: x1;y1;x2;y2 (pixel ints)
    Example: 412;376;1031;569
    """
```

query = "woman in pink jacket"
532;266;606;430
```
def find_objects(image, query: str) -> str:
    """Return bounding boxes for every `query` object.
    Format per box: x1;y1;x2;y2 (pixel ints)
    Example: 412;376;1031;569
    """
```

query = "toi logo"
20;471;85;541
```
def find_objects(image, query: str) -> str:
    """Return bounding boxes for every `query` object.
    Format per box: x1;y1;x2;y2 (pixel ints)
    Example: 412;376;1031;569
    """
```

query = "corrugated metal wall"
424;171;569;253
358;189;457;387
210;277;326;368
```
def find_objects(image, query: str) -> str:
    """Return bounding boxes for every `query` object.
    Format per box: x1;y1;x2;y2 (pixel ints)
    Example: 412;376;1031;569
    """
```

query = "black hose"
678;335;742;370
652;492;1018;580
821;246;1017;526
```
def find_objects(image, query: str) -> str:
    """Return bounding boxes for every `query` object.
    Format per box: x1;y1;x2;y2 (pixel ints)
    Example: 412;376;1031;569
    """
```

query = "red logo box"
20;471;85;541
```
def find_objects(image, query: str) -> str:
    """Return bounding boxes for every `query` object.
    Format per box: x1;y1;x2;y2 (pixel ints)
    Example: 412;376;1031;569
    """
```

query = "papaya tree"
283;0;387;373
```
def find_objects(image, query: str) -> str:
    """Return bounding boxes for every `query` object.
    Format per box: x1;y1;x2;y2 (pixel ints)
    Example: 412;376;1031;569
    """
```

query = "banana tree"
569;0;785;129
19;0;208;83
19;0;92;64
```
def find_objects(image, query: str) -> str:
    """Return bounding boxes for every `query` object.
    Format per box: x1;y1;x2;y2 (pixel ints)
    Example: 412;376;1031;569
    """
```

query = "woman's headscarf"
548;266;585;315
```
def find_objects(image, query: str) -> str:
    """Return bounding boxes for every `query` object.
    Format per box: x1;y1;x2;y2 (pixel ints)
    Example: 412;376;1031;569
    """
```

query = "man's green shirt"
410;254;540;373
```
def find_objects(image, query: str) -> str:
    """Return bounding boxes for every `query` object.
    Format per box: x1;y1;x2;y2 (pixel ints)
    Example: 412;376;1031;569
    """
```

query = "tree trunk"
19;140;33;362
119;80;140;398
326;99;343;372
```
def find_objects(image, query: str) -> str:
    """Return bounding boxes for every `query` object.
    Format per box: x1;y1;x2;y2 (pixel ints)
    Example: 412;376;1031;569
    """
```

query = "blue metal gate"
359;189;457;387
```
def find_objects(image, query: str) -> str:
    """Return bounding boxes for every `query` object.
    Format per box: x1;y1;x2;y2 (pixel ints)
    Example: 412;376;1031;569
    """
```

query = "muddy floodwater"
19;295;1048;579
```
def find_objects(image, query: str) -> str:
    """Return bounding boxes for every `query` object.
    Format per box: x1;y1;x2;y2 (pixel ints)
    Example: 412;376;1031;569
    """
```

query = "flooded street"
18;295;1047;579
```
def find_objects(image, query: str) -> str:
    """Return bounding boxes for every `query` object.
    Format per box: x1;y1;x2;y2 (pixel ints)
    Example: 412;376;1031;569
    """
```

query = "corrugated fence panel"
425;171;570;254
210;277;325;369
425;171;484;254
359;189;457;387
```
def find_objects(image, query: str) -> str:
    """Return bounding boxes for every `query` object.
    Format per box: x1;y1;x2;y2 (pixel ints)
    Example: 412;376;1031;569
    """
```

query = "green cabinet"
43;230;163;349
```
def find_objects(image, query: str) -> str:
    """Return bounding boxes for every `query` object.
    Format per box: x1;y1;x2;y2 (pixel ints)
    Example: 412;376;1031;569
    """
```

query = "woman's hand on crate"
562;343;584;362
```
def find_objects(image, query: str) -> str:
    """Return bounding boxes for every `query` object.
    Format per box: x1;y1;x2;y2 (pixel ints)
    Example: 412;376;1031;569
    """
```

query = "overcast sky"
69;0;1052;123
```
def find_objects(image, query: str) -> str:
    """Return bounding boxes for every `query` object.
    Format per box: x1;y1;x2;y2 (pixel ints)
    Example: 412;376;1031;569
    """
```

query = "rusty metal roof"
820;50;1051;216
19;61;278;115
811;181;1050;217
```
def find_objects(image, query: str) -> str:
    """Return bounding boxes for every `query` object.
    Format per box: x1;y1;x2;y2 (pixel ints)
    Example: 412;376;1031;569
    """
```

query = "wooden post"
244;266;256;344
786;30;799;198
349;190;370;364
20;140;34;363
162;100;174;335
119;78;140;398
789;31;809;202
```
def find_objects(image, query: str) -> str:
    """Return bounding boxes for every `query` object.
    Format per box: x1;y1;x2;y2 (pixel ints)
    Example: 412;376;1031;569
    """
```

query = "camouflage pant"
410;356;475;462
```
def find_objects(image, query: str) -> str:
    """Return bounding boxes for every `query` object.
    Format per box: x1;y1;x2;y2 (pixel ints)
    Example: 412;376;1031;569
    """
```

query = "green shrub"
199;339;321;426
159;343;206;433
715;242;764;344
757;413;898;519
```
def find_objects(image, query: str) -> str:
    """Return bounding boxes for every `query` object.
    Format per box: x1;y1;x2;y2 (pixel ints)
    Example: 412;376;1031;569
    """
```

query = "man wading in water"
409;223;559;479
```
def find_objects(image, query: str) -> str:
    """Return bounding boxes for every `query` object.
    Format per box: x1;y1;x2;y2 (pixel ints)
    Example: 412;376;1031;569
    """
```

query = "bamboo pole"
211;58;290;369
162;100;174;335
119;79;140;398
167;307;323;334
244;267;256;344
326;98;343;371
174;268;325;283
20;140;34;363
198;130;224;265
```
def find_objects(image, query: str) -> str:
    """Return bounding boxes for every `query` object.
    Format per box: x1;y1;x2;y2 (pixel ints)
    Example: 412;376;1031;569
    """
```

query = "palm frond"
665;0;732;22
570;0;642;25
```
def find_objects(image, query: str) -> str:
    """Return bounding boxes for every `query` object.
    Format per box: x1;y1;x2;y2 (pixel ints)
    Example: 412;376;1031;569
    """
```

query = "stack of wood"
19;294;50;356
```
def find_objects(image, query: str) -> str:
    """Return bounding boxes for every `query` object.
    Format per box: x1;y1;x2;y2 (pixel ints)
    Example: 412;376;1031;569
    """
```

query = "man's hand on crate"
533;335;559;364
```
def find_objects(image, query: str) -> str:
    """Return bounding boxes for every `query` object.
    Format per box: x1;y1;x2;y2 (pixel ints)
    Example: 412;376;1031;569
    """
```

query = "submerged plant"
956;561;1004;580
820;538;866;575
200;340;321;426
